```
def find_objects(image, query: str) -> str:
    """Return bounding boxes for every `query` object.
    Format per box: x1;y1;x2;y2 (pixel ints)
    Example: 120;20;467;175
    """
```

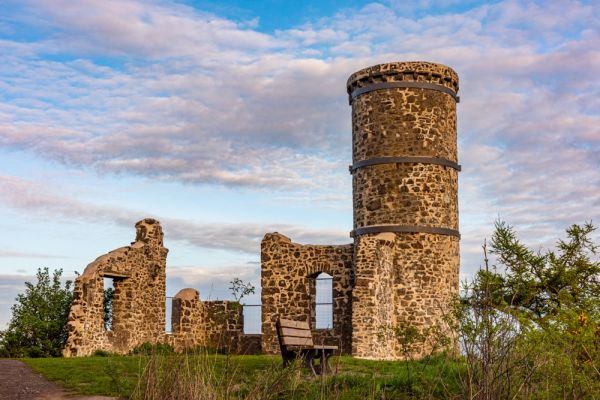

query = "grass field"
23;353;464;399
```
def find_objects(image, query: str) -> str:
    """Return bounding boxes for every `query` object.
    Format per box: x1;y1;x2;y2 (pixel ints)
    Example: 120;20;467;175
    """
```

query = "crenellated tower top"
346;61;459;97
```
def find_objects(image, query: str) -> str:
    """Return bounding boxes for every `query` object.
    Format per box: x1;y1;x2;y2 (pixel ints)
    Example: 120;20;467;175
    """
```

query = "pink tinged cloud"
0;0;598;271
0;175;350;254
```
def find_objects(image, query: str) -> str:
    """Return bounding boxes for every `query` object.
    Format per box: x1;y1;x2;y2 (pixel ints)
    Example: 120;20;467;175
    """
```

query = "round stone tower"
347;62;460;359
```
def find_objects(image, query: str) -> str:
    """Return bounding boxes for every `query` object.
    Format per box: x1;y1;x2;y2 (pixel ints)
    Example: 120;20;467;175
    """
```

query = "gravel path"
0;360;117;400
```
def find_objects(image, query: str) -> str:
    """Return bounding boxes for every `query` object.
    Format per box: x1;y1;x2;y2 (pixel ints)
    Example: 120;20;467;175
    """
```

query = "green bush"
0;267;73;358
457;221;600;399
93;349;116;357
130;342;175;355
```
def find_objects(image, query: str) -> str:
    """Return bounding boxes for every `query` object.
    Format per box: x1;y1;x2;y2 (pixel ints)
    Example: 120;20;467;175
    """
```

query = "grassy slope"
24;355;143;396
24;354;463;399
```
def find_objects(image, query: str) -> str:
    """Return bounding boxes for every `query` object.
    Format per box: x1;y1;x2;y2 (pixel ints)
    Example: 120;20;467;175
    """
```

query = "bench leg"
319;350;334;375
283;350;318;375
301;349;317;376
281;350;296;368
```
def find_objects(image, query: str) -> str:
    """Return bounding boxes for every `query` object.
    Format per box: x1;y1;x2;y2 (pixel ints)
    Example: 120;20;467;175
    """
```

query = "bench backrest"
276;318;314;350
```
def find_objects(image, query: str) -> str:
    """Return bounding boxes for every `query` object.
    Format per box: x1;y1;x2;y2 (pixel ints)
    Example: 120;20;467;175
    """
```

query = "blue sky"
0;0;599;329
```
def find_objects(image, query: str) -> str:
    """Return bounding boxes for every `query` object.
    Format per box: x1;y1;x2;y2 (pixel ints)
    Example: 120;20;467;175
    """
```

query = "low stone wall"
239;335;262;355
168;288;244;353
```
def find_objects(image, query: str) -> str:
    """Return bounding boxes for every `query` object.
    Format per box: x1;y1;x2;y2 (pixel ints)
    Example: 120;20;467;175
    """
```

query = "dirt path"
0;360;116;400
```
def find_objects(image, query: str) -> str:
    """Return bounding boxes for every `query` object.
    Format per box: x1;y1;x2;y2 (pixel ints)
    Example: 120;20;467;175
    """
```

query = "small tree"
487;220;600;323
0;267;73;357
228;277;255;303
457;221;600;399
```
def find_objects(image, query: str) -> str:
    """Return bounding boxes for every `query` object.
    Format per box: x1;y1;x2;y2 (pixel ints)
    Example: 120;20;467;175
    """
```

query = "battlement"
346;61;459;96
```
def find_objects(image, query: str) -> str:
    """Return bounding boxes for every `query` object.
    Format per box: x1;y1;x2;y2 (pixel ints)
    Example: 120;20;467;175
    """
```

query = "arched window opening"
315;272;333;329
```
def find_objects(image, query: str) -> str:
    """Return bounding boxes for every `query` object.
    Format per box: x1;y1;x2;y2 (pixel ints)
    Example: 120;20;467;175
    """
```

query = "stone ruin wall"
260;233;354;355
64;61;460;361
64;219;168;357
348;62;460;359
256;61;461;361
64;219;253;356
167;288;260;354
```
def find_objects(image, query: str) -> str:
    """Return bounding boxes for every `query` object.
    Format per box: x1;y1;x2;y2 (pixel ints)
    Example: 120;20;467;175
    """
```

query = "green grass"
23;354;464;399
24;355;143;396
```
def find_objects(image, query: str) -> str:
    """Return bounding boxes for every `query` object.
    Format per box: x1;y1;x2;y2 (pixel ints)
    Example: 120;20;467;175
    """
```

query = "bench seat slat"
283;345;318;350
279;327;313;338
282;336;313;347
284;345;338;351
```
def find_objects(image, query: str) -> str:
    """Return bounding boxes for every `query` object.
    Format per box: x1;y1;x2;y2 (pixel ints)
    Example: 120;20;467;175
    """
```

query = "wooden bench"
276;318;338;375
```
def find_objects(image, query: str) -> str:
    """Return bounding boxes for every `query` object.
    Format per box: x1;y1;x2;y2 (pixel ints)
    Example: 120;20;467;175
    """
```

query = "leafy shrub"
93;349;115;357
130;342;175;355
456;221;600;399
0;267;73;358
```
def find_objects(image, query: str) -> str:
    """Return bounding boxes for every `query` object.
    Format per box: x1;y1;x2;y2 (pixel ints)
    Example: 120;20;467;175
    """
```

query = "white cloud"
0;0;598;273
0;251;68;259
0;175;351;254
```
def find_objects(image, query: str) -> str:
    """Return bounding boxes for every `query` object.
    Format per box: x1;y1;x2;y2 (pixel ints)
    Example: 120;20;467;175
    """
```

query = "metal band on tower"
348;62;461;240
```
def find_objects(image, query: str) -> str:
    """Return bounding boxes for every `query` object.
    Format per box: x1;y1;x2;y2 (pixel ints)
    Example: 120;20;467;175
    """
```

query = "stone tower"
347;62;460;359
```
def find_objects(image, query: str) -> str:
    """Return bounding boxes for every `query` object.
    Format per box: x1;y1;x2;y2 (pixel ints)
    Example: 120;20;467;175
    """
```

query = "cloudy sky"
0;0;599;329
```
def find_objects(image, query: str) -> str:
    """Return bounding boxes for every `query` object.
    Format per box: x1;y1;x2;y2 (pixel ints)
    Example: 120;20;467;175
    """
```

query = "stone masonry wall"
348;61;460;359
353;164;458;229
167;288;244;353
64;61;461;361
261;233;354;355
64;219;250;357
352;233;459;359
63;219;168;357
